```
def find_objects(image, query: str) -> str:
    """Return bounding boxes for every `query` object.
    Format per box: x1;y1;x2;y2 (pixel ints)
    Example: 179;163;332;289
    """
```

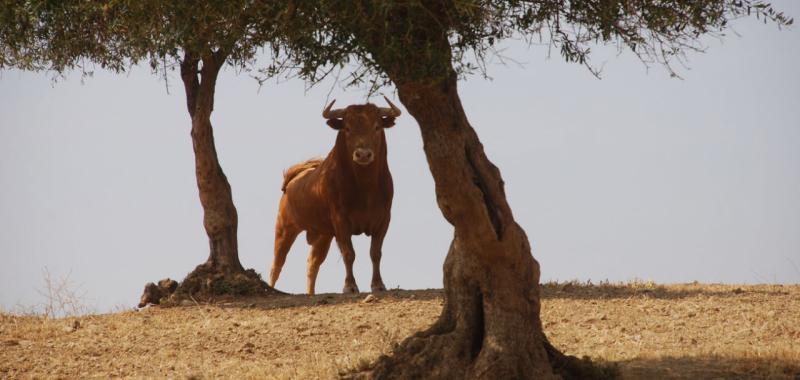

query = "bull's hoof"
371;282;387;293
343;283;360;294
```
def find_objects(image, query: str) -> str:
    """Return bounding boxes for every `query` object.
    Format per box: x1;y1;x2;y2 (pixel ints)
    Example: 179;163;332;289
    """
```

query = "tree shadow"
164;282;797;310
539;282;795;301
156;285;798;380
618;354;800;380
195;288;444;311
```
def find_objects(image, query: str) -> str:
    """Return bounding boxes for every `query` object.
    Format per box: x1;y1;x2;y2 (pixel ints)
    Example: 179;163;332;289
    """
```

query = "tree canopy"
0;1;289;75
2;1;791;84
279;0;792;87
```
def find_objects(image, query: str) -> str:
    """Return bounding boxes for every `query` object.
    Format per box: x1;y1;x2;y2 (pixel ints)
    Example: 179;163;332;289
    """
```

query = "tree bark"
138;49;278;306
356;73;616;379
180;49;243;274
145;49;268;301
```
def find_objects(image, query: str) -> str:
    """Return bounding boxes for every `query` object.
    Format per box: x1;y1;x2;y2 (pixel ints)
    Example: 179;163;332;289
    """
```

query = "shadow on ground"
619;355;800;380
162;282;797;309
195;288;444;311
539;282;794;301
146;284;798;380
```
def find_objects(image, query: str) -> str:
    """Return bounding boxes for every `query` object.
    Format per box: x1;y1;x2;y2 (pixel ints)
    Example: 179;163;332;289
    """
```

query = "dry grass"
1;283;798;379
541;281;800;379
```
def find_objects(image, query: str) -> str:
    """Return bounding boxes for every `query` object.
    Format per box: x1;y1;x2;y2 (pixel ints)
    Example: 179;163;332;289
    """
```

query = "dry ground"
2;282;799;379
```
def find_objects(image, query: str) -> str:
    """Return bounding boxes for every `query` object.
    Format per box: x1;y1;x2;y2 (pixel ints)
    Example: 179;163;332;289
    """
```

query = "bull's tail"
281;158;323;192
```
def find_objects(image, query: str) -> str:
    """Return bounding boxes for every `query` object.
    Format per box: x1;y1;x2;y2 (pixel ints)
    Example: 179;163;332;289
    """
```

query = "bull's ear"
381;117;396;129
327;119;344;130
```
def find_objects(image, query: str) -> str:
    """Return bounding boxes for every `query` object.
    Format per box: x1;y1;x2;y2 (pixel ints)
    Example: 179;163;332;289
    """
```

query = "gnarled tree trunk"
357;72;616;379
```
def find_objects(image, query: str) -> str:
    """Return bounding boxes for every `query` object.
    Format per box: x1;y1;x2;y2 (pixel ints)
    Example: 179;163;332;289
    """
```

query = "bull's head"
323;96;402;166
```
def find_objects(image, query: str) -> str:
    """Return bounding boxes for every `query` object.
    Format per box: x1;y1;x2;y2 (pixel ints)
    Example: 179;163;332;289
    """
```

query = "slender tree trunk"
139;49;276;305
180;49;243;274
136;49;269;303
358;73;615;379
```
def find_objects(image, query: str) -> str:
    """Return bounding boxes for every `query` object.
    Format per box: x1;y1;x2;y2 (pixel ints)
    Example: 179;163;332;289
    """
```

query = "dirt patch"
2;284;799;379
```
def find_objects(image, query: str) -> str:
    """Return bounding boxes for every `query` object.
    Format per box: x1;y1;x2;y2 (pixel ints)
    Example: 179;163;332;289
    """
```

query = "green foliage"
279;0;793;87
0;0;287;75
0;1;792;85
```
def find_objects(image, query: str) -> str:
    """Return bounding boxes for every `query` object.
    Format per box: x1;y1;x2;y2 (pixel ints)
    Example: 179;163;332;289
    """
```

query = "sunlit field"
2;282;798;379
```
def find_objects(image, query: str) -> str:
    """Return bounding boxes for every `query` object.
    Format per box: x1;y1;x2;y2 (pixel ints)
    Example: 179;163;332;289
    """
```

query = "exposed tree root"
340;238;619;380
342;324;619;380
138;279;178;308
139;263;283;307
544;339;621;380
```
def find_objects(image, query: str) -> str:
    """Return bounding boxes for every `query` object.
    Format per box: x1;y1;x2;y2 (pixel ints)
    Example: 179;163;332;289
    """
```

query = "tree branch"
180;51;200;118
197;48;229;114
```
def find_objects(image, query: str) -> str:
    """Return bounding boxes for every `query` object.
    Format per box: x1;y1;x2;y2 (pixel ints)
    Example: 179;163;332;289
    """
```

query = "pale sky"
2;6;799;313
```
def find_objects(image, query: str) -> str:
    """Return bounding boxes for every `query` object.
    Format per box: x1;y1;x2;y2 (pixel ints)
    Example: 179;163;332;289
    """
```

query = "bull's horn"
379;96;402;118
322;100;346;119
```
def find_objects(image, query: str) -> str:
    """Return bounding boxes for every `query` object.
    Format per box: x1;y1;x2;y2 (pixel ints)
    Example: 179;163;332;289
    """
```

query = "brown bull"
269;97;401;295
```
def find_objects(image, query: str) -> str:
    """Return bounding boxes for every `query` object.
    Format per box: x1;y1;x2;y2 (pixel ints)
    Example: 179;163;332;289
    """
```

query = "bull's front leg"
335;236;360;294
369;233;387;293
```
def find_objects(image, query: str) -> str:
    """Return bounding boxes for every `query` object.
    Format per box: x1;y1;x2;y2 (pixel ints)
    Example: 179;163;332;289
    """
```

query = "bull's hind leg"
269;218;300;289
306;235;333;295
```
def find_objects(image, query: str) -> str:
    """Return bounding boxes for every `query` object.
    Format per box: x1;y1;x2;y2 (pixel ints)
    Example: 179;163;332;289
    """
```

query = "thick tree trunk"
356;74;616;379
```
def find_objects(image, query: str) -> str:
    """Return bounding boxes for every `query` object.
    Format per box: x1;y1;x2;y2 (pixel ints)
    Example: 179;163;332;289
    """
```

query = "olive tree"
277;1;792;378
0;0;291;300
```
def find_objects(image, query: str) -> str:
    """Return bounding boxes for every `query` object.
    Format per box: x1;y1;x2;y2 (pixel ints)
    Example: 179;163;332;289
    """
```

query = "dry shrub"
33;267;91;318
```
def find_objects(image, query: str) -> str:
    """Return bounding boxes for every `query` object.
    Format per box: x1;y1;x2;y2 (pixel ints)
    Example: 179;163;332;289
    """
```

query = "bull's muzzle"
353;148;375;165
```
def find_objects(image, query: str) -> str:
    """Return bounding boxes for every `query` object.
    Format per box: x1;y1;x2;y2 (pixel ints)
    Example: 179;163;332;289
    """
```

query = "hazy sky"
2;6;799;313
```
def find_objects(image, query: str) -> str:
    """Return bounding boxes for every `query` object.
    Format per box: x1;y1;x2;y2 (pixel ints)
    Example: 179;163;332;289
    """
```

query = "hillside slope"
2;283;798;379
